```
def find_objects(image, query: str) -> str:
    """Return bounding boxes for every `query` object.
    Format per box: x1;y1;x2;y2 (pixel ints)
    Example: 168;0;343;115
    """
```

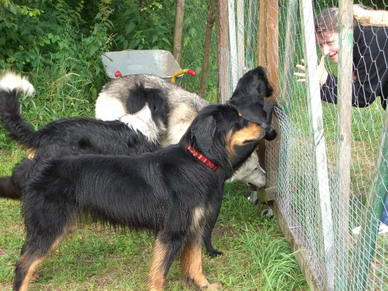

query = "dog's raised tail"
0;72;39;148
0;72;35;96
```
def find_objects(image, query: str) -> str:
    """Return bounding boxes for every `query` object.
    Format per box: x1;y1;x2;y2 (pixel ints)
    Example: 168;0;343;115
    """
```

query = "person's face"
317;31;339;63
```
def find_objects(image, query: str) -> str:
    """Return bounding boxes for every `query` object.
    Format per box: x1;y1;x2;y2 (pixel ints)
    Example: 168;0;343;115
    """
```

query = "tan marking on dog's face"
149;237;167;291
227;123;265;156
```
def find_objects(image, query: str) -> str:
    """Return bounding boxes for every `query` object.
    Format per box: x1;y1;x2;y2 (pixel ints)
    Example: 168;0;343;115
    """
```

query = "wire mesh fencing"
177;1;387;289
263;1;387;290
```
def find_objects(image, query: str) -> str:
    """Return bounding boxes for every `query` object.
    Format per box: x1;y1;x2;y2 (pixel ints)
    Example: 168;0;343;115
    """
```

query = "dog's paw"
260;207;274;219
31;272;40;282
201;282;222;290
247;190;259;205
207;249;223;257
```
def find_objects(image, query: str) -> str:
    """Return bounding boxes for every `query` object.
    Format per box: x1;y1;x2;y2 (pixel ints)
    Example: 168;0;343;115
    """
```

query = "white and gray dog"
96;69;276;189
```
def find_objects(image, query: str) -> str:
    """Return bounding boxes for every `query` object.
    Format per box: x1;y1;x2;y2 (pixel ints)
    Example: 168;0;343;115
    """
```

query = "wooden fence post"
217;0;230;103
199;0;217;98
228;0;238;90
236;0;245;76
173;0;185;64
266;0;279;98
337;0;354;288
256;0;279;202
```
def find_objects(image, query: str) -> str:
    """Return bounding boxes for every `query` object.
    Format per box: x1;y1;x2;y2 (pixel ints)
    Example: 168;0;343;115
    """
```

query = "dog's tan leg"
149;237;167;291
15;226;69;291
16;254;44;291
180;238;221;290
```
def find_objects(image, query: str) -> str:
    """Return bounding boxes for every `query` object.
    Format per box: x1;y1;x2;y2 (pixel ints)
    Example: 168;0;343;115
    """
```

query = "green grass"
0;149;308;290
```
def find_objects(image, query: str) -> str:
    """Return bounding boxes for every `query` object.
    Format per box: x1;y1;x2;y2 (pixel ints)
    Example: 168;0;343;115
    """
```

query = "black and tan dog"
0;70;276;259
13;102;269;291
95;67;277;257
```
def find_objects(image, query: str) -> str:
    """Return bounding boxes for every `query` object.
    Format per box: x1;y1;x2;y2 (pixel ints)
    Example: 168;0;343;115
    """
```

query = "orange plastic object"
170;69;197;83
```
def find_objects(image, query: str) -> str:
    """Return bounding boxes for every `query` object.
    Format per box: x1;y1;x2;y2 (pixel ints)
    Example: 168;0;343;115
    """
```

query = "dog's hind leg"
13;230;67;291
180;236;221;290
0;176;22;200
148;233;186;291
13;251;45;291
14;197;73;291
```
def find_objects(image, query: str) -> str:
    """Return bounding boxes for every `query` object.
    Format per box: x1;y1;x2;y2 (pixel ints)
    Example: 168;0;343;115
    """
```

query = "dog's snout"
264;128;277;141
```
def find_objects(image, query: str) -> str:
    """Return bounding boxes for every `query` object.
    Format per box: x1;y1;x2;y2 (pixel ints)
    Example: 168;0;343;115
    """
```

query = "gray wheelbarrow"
101;49;196;83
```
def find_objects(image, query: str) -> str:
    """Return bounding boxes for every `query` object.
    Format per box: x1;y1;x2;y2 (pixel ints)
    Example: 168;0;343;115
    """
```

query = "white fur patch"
119;104;161;143
0;72;35;96
95;92;127;121
227;152;266;188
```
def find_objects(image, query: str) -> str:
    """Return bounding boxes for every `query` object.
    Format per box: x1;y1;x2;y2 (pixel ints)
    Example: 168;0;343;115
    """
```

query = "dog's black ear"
263;98;276;124
254;66;273;97
230;100;268;126
262;79;273;97
192;115;216;152
126;84;147;114
263;98;277;141
256;67;273;97
229;66;274;125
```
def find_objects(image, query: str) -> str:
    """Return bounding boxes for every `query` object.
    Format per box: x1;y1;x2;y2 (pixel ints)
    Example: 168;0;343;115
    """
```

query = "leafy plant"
110;0;175;51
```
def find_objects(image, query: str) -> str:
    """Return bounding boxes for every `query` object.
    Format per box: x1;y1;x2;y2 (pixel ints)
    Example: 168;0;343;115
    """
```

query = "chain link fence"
268;1;387;290
175;1;387;289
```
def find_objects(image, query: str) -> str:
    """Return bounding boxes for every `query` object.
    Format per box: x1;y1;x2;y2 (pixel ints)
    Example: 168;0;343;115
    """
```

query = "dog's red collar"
185;145;218;171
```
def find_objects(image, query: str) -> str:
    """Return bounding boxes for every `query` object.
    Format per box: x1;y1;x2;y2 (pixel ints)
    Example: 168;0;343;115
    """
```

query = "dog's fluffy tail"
0;72;40;148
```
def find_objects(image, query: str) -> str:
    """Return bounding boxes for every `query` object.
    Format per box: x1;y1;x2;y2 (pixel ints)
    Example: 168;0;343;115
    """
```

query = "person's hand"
317;56;328;85
294;56;328;85
294;59;306;82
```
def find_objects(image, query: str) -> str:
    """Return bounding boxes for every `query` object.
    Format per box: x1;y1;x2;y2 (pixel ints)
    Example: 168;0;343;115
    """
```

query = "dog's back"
25;148;213;230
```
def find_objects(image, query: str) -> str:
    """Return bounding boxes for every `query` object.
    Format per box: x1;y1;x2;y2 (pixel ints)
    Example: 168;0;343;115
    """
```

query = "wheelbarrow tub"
101;49;181;79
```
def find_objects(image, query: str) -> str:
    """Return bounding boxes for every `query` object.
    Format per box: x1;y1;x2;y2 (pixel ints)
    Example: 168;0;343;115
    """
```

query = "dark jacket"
321;25;388;110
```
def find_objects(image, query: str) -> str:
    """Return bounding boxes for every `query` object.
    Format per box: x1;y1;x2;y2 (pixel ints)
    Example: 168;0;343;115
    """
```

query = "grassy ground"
0;149;308;290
